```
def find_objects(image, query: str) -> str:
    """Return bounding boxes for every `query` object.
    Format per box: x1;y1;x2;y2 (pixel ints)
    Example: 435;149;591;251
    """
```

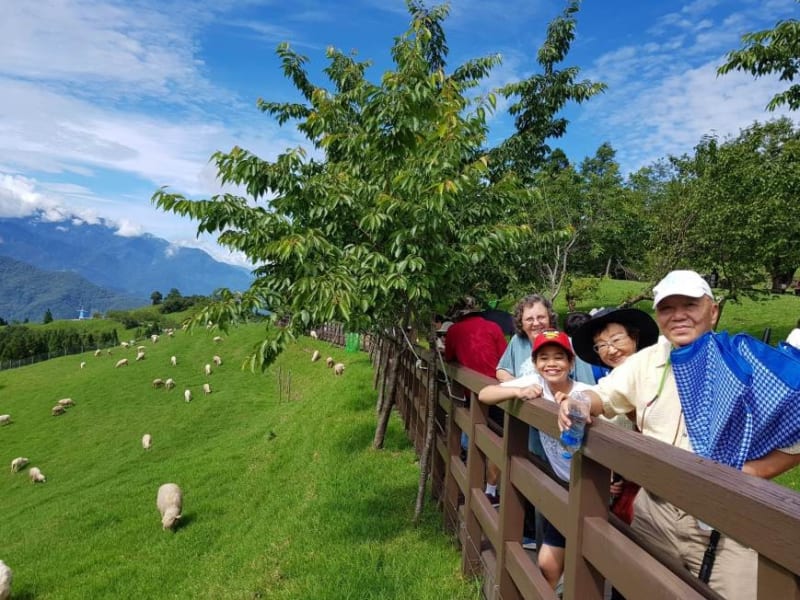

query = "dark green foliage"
43;308;53;324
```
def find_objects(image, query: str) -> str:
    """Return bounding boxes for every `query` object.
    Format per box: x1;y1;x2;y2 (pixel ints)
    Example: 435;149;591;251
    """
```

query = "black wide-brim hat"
572;307;659;366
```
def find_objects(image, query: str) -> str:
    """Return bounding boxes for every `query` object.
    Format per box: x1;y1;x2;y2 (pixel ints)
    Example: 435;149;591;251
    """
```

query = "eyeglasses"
523;316;549;325
592;333;631;354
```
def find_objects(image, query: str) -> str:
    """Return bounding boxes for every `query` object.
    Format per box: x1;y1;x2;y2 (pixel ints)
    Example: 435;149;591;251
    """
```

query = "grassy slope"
0;324;479;599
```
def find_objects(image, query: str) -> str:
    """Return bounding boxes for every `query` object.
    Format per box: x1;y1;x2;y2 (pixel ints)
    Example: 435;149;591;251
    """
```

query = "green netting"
345;332;360;353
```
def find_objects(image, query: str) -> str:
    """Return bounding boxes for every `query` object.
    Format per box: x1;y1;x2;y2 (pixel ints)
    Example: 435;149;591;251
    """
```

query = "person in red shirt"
444;296;508;503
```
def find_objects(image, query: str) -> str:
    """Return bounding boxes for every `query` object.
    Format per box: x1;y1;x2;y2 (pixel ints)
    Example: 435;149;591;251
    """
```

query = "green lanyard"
646;356;671;408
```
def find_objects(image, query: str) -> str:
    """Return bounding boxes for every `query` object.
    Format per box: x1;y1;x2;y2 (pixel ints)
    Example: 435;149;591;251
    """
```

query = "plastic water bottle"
560;390;591;458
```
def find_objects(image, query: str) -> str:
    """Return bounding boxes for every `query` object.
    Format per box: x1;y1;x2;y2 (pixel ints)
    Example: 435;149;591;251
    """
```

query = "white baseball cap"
653;270;713;308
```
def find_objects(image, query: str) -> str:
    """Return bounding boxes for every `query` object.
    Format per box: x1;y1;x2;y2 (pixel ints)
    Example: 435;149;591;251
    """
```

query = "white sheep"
10;457;29;473
121;341;130;348
202;383;211;395
137;345;146;352
58;398;75;407
165;378;176;390
142;433;152;450
115;358;129;368
152;378;164;389
94;349;102;357
213;335;223;343
136;350;146;361
29;466;46;483
326;357;334;368
310;330;318;339
157;483;183;530
80;361;86;369
0;414;10;426
184;389;192;403
311;350;320;362
52;405;65;416
0;559;11;600
204;363;212;376
212;355;222;366
170;355;177;367
167;330;175;338
151;334;160;344
334;363;345;376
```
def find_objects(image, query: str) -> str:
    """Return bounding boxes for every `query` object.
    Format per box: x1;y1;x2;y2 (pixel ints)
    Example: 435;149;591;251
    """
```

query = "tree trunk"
413;361;437;524
376;343;393;413
604;257;612;278
373;348;400;449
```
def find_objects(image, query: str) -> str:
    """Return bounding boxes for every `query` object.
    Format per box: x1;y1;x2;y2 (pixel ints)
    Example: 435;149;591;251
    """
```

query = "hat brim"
572;308;659;367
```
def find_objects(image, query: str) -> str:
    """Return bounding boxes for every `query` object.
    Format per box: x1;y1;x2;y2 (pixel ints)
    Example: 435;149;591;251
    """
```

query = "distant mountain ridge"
0;255;142;322
0;215;253;321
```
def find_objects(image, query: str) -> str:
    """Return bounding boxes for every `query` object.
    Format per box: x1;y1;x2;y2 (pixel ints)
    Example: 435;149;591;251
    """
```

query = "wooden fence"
321;326;800;599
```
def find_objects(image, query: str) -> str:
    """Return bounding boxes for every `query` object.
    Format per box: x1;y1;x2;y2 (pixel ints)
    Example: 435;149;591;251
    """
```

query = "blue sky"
0;0;797;266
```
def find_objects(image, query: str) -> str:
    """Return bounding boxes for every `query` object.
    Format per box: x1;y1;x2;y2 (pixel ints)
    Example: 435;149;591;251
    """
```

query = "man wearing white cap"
556;269;800;600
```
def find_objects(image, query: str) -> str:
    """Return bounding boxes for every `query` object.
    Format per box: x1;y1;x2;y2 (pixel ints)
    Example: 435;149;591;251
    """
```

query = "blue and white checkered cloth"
671;331;800;470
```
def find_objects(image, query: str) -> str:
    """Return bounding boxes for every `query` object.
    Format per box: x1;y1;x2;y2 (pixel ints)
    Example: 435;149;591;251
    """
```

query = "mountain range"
0;215;253;322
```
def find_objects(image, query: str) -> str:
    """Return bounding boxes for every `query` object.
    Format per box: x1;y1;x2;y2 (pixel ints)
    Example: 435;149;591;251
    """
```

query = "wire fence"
0;341;119;372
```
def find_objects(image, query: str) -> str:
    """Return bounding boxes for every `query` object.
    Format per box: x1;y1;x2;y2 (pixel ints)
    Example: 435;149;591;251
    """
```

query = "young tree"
718;4;800;111
150;290;163;305
153;2;531;374
43;308;53;324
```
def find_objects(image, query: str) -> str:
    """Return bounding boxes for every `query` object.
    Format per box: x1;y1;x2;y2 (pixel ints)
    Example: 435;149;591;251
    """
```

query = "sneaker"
522;537;537;550
485;491;500;507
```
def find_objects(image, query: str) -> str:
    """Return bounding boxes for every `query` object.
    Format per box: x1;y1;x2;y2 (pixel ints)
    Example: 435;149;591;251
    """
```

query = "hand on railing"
514;384;542;402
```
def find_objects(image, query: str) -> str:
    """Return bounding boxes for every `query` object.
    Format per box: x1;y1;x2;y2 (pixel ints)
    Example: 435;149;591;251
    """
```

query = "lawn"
0;322;480;599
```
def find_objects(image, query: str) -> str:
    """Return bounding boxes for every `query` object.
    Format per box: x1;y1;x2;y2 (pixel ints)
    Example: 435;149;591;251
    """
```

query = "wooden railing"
361;332;800;600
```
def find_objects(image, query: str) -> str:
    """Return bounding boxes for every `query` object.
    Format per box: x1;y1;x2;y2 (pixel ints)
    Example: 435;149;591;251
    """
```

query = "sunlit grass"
0;323;479;599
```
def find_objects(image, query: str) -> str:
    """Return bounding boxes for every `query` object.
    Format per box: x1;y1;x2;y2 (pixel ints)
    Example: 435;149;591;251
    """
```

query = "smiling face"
655;294;718;347
534;344;573;391
592;322;637;368
521;302;553;343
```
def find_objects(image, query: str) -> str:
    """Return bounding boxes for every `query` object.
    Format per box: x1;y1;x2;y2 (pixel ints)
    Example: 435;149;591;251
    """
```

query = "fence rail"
326;327;800;600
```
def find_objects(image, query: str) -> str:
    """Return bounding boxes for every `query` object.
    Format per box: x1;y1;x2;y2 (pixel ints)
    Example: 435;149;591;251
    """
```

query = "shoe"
485;491;500;507
522;537;537;550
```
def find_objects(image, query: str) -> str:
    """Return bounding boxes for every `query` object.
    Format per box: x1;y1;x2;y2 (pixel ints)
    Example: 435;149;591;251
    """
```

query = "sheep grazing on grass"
137;345;146;352
213;335;223;343
57;398;75;408
107;349;113;355
170;355;177;367
334;363;345;376
152;378;164;389
115;358;128;368
326;357;334;368
311;350;320;362
142;433;152;450
0;559;11;600
202;383;211;395
165;378;176;390
136;350;146;361
310;330;318;339
167;330;175;338
212;355;222;366
204;363;212;376
29;467;46;483
10;457;29;473
184;389;192;403
52;405;65;416
157;483;183;530
151;334;160;344
80;361;86;369
0;414;10;426
94;349;102;357
121;341;130;348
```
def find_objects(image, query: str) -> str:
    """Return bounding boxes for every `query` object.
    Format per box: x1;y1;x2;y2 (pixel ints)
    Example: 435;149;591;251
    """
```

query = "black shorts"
542;516;565;549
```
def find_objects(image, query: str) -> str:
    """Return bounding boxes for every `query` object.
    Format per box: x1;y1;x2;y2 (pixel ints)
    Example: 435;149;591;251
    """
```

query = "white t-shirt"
500;374;592;481
786;328;800;350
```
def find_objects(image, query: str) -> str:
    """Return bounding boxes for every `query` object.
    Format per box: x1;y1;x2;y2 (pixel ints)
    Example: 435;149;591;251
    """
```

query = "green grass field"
1;323;480;599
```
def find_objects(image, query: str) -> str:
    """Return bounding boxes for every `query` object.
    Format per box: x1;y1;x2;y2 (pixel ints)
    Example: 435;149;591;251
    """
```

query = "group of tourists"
437;269;800;600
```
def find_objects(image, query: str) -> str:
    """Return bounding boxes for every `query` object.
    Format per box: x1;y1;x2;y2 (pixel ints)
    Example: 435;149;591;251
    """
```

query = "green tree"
718;4;800;111
43;308;53;324
150;290;163;305
153;2;532;372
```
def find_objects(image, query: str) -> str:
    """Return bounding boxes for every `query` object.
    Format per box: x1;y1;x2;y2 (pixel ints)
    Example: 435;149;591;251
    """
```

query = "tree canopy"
153;0;604;370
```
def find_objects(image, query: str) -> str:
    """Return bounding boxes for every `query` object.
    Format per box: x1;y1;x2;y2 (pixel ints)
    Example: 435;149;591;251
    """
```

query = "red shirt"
444;314;508;378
